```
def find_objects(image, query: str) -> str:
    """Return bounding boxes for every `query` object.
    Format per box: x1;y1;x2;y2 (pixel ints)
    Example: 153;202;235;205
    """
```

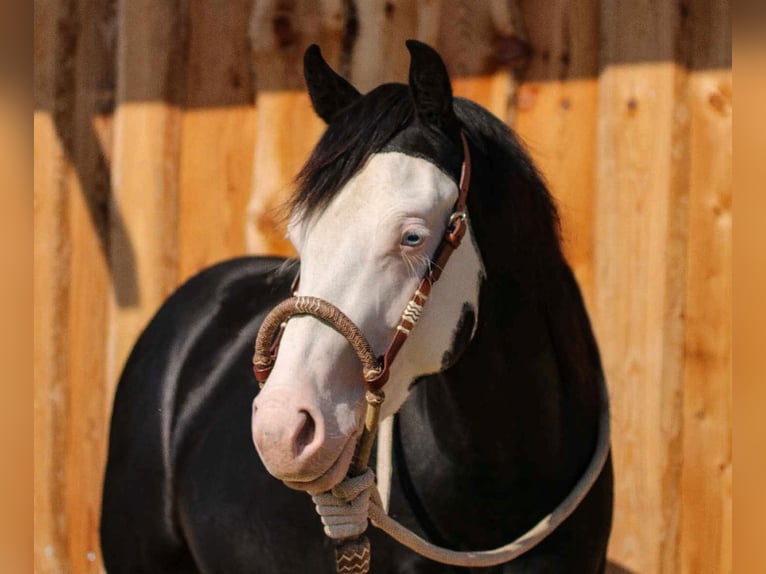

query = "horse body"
101;41;612;573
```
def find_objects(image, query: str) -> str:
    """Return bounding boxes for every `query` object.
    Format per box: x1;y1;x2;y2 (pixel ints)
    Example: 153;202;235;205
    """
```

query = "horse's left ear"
406;40;456;128
304;44;361;123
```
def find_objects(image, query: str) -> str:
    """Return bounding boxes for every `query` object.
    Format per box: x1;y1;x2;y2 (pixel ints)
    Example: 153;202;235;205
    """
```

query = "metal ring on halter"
448;211;466;226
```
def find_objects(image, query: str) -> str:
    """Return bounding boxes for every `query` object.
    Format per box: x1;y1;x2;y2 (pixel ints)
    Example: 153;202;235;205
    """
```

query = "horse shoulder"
101;256;292;572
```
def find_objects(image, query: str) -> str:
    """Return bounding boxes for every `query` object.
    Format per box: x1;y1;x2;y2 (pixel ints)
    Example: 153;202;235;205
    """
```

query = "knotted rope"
312;468;376;540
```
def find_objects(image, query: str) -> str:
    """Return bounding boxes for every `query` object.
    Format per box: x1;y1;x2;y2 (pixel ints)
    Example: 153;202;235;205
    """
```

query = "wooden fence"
34;1;731;572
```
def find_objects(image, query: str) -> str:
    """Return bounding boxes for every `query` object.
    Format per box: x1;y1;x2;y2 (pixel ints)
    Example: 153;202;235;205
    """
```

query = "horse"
100;40;613;573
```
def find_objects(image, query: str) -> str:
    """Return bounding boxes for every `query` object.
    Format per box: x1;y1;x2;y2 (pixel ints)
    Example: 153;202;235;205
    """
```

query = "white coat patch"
282;152;485;419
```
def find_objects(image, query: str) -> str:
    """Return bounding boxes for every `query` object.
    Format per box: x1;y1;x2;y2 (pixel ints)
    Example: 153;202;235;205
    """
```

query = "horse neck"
414;264;602;488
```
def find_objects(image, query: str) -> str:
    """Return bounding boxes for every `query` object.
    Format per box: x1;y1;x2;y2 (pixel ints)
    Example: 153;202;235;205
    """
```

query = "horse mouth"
282;432;358;494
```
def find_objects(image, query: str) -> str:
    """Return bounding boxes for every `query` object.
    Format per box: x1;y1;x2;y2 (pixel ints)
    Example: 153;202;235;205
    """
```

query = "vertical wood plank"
35;0;116;571
350;1;518;113
33;114;68;574
513;0;599;308
109;0;185;383
438;0;521;119
63;0;116;569
595;1;690;572
350;0;419;91
246;0;342;255
177;0;257;282
34;1;72;570
681;68;732;574
681;2;732;572
437;0;515;79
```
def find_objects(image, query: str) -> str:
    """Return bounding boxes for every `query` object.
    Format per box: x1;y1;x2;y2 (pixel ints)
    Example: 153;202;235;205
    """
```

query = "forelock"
290;83;414;222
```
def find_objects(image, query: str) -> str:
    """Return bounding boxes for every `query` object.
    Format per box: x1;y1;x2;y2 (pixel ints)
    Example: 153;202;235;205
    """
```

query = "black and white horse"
101;41;613;573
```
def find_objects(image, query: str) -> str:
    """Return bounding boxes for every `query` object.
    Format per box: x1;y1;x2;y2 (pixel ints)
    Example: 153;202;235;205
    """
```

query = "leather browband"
253;131;472;392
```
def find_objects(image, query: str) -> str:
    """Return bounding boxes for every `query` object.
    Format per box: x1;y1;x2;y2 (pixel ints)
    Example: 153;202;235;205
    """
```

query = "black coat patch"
440;302;476;370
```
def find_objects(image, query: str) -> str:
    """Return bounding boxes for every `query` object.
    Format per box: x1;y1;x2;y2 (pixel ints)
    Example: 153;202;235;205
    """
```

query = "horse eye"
402;231;425;247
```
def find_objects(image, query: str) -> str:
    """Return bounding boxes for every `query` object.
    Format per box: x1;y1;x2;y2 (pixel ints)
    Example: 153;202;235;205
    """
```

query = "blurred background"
34;0;731;572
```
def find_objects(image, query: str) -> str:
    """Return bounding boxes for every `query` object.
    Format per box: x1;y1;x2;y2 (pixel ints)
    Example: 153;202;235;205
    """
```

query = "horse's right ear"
304;45;361;123
406;40;456;129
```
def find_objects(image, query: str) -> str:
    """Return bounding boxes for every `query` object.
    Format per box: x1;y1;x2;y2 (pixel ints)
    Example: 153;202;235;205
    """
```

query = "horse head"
251;41;485;494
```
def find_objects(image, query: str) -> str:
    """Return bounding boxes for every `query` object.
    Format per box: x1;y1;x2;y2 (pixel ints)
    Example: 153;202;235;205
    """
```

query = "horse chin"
281;432;358;495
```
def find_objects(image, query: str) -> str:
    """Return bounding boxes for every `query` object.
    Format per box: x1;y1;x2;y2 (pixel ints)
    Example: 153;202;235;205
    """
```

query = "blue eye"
402;231;425;247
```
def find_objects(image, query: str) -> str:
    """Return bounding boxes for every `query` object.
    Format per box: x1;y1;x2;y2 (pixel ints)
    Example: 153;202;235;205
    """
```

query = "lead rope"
360;376;610;567
375;416;394;513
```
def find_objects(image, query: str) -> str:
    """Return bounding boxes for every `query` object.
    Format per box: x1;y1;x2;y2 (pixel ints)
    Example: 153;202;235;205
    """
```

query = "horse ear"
303;44;361;123
406;40;455;128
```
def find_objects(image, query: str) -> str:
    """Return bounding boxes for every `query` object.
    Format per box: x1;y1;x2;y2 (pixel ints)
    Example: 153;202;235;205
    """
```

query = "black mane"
291;83;415;218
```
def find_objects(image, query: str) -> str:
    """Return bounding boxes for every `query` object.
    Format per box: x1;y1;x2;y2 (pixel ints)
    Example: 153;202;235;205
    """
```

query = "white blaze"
284;152;484;420
253;151;485;491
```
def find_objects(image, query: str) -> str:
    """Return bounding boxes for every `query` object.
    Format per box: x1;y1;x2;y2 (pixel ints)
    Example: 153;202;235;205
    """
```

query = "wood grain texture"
513;0;599;308
33;112;68;574
108;0;184;384
246;0;341;255
351;0;518;113
352;0;518;110
33;2;734;572
436;0;519;77
596;65;688;574
680;68;732;574
246;91;323;256
595;2;691;572
350;0;419;91
437;1;521;120
34;0;116;570
61;2;116;570
177;0;256;282
680;3;732;572
34;2;73;570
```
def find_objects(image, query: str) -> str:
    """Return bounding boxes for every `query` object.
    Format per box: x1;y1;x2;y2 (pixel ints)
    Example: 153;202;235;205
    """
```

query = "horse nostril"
294;410;316;457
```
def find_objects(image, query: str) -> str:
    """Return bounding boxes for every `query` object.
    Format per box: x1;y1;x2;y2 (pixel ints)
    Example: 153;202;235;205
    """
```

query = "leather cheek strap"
363;131;471;390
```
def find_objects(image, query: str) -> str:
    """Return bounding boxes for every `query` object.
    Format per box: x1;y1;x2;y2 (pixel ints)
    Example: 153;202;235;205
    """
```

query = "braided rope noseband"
253;296;383;386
